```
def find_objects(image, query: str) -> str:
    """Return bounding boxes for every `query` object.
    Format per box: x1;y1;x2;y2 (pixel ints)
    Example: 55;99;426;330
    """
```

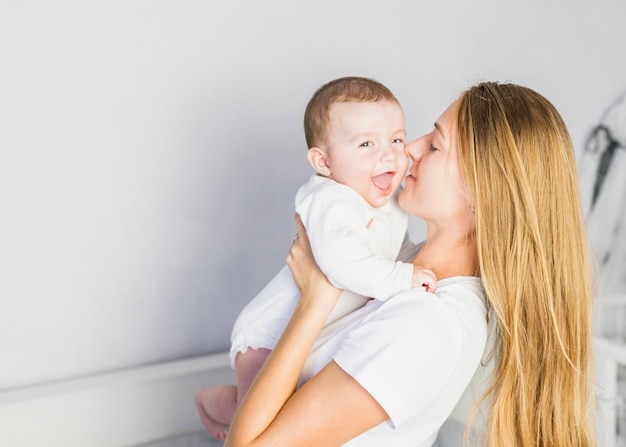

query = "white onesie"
230;174;414;365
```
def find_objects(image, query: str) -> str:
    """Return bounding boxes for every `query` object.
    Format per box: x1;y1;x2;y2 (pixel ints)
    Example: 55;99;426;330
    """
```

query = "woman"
225;82;595;447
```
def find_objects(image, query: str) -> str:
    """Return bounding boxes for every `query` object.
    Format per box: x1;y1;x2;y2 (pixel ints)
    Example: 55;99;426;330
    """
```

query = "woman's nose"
404;139;422;160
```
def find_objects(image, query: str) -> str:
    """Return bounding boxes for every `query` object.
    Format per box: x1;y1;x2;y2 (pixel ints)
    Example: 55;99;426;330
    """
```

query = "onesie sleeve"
300;190;414;300
333;292;472;428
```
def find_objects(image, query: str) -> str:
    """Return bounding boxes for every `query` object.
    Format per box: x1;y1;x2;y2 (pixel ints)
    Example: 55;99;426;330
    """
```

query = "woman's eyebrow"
434;122;444;136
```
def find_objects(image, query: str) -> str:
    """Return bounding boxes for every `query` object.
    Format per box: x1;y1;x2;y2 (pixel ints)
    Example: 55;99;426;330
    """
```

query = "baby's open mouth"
372;172;395;193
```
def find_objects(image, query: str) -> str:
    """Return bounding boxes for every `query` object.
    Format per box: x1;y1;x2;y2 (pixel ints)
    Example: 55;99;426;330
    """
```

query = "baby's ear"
307;147;332;177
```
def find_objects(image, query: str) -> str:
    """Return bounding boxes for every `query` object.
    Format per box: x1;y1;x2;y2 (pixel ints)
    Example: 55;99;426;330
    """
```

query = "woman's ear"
307;147;332;177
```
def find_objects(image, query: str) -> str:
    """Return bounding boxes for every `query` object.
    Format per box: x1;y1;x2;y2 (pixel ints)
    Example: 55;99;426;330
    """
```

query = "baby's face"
323;100;408;208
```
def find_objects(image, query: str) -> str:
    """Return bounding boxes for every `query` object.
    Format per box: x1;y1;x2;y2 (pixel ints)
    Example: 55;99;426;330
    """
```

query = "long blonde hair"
457;82;595;446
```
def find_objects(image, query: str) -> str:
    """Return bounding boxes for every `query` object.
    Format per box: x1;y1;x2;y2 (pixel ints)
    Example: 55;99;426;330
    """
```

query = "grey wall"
2;0;625;390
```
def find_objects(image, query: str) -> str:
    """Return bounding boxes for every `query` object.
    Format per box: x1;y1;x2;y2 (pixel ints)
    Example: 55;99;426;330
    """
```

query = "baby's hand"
412;267;437;293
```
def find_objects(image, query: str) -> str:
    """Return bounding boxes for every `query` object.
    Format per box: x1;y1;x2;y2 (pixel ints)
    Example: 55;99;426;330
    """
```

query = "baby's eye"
430;145;439;152
359;141;373;148
392;138;404;144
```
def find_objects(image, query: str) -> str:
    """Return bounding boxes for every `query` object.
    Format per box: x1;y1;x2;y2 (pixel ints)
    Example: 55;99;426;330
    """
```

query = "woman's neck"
412;227;478;280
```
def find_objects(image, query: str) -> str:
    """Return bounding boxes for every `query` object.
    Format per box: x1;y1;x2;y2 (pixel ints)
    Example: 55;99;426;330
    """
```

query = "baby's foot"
194;390;231;441
216;427;229;441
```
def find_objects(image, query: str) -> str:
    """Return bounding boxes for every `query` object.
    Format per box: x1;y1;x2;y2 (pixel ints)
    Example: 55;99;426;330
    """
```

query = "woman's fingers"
293;213;309;247
287;214;319;291
288;214;309;257
291;213;306;246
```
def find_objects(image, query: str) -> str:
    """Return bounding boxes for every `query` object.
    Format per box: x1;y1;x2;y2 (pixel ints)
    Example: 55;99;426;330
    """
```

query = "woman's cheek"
398;185;415;212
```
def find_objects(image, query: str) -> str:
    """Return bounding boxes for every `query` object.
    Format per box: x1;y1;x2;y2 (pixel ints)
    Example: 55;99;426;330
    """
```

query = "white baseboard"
0;353;234;447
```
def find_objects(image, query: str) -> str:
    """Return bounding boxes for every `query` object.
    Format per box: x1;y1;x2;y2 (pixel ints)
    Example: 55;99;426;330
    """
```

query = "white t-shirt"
299;276;488;447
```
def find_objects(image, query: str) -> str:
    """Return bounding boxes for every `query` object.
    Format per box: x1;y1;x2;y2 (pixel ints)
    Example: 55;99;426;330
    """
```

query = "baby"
195;76;437;440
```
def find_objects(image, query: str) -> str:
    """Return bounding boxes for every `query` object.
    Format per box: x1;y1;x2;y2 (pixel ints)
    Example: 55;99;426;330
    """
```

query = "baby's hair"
304;76;400;149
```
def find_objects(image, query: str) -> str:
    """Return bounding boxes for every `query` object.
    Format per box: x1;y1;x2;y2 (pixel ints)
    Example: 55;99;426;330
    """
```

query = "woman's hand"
286;214;340;304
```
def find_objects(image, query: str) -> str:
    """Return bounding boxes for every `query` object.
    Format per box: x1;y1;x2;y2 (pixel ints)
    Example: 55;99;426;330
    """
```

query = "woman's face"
399;101;471;226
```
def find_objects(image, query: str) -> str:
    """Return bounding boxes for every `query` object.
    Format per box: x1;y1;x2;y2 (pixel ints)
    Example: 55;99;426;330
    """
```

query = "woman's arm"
225;215;389;447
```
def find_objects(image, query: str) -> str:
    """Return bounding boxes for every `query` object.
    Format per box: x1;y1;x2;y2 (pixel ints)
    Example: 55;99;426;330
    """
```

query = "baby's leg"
194;385;236;440
234;347;272;403
195;348;271;440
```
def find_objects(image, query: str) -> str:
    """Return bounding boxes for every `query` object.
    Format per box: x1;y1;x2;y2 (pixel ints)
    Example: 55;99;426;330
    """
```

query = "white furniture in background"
0;353;234;447
594;294;626;447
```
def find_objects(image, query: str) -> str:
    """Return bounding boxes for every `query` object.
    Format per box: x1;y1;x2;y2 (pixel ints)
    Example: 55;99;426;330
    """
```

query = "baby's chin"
364;188;397;208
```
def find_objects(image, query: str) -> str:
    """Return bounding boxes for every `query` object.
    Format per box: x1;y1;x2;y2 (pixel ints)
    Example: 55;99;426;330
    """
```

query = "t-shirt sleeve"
333;293;465;428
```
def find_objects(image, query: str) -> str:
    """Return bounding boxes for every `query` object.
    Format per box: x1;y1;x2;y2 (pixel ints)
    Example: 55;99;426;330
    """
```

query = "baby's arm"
301;194;433;299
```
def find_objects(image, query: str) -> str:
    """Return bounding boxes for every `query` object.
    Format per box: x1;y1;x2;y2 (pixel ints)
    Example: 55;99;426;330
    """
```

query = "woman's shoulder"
371;277;487;351
434;276;485;308
391;276;485;317
431;276;487;339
